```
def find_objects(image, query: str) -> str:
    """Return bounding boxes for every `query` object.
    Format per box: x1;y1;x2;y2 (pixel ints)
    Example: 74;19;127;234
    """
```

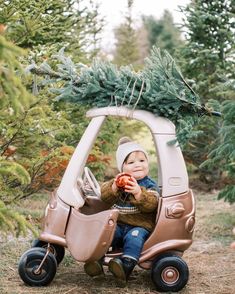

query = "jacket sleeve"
129;188;159;213
101;179;120;205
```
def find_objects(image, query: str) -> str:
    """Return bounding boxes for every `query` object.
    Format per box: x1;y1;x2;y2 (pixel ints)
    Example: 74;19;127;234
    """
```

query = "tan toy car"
18;106;195;292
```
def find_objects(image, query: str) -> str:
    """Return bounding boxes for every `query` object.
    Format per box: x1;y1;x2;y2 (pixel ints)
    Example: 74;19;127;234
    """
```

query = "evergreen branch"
28;47;221;145
0;159;31;185
0;200;37;236
0;111;28;156
13;187;42;202
30;67;68;80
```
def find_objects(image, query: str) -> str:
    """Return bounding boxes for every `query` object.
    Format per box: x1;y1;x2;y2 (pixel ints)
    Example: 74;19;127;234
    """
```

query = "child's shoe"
108;257;137;281
84;260;104;277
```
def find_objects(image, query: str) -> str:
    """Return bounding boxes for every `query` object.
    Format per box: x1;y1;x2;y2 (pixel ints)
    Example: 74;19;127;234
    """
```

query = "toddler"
84;137;159;282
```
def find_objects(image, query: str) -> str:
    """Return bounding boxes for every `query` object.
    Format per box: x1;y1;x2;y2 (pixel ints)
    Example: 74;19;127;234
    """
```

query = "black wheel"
18;247;57;286
31;239;65;265
151;254;189;292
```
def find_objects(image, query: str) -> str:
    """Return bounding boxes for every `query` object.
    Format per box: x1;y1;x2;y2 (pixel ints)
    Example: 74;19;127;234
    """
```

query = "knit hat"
116;137;149;172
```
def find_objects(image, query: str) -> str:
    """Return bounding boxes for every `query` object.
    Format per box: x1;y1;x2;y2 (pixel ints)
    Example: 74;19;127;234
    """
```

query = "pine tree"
143;10;183;57
0;33;37;235
179;0;235;190
113;0;140;67
179;0;234;102
82;0;105;60
0;1;116;237
0;31;76;236
201;99;235;203
0;0;119;201
0;0;104;62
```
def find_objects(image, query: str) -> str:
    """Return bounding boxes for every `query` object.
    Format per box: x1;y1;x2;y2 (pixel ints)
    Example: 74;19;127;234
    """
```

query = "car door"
65;207;119;262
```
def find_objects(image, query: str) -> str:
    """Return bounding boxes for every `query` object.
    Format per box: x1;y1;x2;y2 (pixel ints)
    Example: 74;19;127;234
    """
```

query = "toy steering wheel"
83;167;101;198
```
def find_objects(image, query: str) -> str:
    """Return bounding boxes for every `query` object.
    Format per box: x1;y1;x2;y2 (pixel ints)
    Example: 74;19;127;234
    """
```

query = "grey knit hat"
116;137;148;172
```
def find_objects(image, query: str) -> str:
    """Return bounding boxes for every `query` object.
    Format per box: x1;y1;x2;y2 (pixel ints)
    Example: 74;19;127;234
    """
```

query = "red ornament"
116;173;132;189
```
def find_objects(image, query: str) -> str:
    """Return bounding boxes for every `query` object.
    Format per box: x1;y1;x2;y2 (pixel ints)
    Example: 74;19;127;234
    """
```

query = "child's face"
122;151;149;180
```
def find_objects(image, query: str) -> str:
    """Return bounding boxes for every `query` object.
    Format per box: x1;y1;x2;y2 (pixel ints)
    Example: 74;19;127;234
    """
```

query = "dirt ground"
0;191;235;294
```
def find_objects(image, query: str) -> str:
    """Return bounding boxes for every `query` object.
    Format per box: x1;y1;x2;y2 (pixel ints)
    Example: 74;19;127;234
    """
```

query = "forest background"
0;0;234;237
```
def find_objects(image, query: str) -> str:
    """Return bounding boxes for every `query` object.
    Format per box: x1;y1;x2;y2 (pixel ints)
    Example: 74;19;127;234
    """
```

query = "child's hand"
112;172;131;193
124;177;142;200
116;173;132;188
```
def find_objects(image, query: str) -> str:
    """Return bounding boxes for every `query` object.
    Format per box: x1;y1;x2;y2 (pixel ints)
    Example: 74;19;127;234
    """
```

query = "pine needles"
30;47;220;145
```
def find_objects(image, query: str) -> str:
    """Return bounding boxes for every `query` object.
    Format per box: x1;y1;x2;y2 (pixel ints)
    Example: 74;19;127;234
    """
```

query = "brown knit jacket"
101;179;159;232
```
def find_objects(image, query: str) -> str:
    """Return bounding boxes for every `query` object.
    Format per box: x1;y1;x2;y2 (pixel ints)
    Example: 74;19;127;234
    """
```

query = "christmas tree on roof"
30;47;220;145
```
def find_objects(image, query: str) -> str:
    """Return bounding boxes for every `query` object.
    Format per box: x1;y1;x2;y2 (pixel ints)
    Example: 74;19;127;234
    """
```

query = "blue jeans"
111;224;150;261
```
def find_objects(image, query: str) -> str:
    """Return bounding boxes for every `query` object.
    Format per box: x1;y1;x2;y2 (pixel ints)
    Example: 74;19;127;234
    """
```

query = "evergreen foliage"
201;99;235;203
30;47;219;146
0;159;30;187
83;0;105;59
0;1;110;237
179;0;235;102
0;0;75;47
178;0;234;192
0;34;77;236
0;35;34;112
143;10;183;56
113;0;140;67
0;0;104;61
0;98;74;200
0;34;38;236
0;200;36;237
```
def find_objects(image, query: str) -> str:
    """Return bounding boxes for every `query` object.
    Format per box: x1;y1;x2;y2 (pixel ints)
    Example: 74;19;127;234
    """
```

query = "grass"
194;192;235;245
205;212;235;244
12;193;49;231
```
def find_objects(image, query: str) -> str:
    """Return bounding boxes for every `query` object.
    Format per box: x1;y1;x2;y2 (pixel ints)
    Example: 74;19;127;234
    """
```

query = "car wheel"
18;247;57;286
151;254;189;292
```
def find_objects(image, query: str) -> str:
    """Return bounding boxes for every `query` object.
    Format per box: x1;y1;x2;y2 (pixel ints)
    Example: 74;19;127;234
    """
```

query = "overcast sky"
96;0;190;50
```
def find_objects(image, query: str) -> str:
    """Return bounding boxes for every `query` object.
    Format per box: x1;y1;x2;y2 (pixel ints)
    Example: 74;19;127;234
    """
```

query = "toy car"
18;106;195;292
